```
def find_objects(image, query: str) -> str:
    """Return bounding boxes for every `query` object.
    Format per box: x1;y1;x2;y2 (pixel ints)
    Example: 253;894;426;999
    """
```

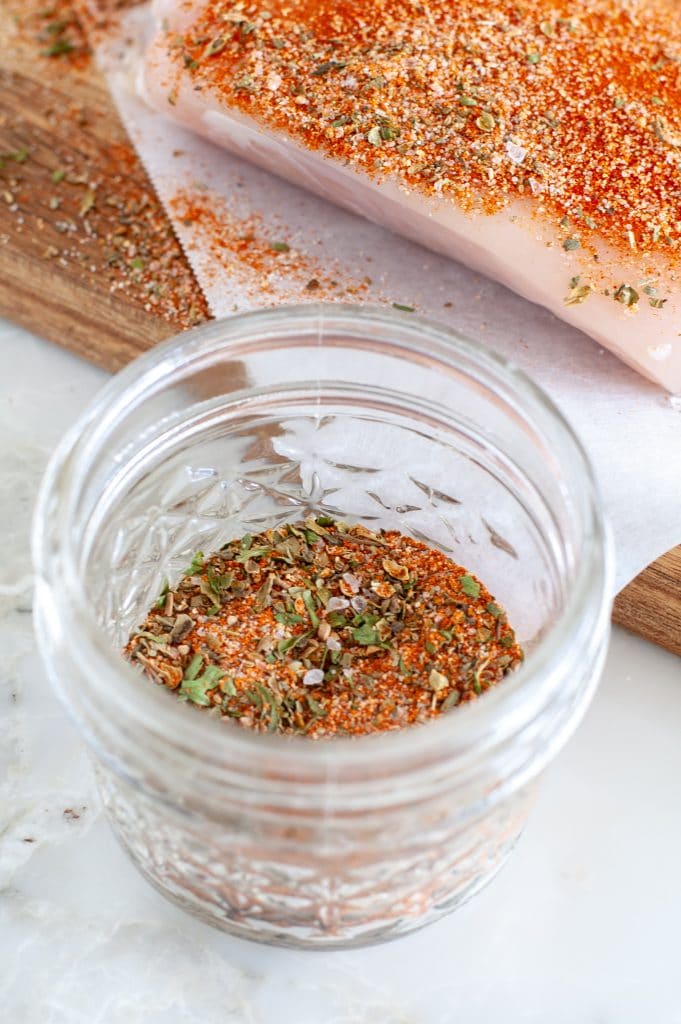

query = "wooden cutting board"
0;1;208;368
1;6;678;656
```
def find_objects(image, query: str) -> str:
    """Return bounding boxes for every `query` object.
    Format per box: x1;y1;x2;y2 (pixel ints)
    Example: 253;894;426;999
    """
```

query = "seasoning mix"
125;518;522;737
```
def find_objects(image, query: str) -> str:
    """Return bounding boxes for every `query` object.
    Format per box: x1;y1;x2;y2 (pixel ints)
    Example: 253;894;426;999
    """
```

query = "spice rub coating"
156;0;681;271
124;518;522;737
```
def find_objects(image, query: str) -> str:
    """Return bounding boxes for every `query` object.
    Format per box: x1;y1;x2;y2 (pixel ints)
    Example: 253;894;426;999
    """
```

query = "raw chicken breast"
141;0;681;391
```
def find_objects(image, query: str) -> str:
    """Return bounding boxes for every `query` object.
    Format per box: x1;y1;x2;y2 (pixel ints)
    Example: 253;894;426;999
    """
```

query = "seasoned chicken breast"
141;0;681;390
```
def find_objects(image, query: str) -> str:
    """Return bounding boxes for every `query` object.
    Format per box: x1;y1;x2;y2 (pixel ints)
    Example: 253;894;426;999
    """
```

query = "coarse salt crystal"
266;72;282;92
506;141;527;165
303;668;324;687
351;595;367;613
327;596;349;612
326;637;341;651
341;572;360;593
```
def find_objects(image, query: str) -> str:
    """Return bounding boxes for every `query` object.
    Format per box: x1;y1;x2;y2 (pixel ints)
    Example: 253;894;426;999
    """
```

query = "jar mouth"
33;303;614;787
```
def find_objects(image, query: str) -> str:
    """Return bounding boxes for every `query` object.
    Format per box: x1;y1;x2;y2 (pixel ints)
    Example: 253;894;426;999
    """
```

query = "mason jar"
32;304;613;949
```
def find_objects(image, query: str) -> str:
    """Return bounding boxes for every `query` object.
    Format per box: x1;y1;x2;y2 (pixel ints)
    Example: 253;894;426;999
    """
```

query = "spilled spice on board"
0;130;210;330
124;518;523;738
19;0;93;69
1;0;210;331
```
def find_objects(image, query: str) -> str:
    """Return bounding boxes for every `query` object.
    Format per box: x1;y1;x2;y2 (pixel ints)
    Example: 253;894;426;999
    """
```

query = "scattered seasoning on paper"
169;186;372;303
124;518;523;737
158;0;681;276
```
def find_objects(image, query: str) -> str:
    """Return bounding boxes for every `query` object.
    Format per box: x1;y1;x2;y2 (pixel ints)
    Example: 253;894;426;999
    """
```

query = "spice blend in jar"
125;518;522;737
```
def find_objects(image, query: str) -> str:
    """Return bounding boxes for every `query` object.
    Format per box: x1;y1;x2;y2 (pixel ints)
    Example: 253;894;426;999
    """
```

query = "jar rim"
33;303;614;783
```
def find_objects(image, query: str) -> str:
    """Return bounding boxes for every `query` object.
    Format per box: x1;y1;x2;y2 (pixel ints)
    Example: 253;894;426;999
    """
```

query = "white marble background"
1;321;681;1023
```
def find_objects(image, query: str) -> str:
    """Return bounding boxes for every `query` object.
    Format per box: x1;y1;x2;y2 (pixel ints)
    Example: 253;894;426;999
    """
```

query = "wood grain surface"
0;2;207;368
613;550;681;658
0;3;678;653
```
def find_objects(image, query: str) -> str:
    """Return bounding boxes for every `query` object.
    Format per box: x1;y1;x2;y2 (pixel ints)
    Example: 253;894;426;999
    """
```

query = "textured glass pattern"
97;763;534;948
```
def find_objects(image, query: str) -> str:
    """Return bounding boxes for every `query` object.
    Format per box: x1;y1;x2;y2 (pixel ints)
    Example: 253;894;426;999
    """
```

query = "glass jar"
32;304;613;949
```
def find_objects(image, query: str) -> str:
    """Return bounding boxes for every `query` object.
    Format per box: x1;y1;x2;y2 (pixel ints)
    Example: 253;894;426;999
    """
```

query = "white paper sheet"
89;5;680;593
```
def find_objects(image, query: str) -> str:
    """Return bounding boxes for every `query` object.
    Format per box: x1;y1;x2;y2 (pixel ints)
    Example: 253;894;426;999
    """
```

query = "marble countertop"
1;320;680;1023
